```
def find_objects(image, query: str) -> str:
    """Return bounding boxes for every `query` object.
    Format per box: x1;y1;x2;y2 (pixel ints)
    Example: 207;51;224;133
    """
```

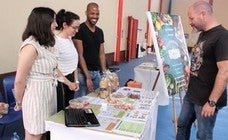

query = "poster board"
146;12;190;97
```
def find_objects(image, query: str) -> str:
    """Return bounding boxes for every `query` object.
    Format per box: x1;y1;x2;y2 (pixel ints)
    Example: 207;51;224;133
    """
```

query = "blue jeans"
74;69;101;98
176;95;219;140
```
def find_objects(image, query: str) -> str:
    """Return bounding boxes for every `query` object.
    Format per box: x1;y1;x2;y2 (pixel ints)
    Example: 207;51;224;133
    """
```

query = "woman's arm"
14;45;37;111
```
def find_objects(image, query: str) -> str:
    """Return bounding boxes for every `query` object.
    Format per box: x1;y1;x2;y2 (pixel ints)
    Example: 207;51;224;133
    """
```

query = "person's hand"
75;83;80;91
14;103;22;111
68;82;77;91
201;102;216;117
86;78;94;92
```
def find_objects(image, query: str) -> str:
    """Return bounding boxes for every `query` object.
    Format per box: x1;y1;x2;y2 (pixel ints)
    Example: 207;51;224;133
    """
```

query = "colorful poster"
147;12;190;95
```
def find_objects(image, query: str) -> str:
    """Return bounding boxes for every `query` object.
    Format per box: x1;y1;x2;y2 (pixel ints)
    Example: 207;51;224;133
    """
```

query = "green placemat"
47;103;101;124
47;111;65;124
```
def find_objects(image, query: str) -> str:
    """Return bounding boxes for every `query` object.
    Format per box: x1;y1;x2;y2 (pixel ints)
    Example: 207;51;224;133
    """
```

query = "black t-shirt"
74;22;104;71
187;25;228;107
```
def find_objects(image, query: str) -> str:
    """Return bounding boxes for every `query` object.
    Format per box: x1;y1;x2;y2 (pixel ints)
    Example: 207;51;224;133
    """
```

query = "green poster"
147;12;190;96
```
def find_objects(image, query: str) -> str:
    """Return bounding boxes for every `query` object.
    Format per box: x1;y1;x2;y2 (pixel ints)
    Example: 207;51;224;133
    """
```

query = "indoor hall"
1;0;228;140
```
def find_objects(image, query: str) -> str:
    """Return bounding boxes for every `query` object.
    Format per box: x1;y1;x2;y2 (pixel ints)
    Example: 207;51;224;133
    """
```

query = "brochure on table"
79;87;158;138
146;12;190;96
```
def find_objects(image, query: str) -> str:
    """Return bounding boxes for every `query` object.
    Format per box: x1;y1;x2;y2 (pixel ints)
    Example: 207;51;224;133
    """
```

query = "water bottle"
10;132;20;140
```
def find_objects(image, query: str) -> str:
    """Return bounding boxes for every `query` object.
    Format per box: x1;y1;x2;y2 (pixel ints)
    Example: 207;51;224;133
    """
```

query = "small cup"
69;99;84;109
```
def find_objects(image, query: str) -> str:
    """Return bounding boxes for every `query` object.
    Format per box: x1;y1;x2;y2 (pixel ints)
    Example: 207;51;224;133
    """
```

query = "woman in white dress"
13;7;74;140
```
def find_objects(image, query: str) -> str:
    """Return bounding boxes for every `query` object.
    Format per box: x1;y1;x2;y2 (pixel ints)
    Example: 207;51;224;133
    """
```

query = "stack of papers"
86;87;158;138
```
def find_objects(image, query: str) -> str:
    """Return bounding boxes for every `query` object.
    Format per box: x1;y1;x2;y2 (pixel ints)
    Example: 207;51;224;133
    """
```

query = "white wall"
171;0;228;35
0;0;160;73
1;0;227;73
122;0;160;48
0;0;118;73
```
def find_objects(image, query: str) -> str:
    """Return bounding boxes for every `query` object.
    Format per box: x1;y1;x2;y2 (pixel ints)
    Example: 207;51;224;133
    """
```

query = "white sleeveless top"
21;36;58;134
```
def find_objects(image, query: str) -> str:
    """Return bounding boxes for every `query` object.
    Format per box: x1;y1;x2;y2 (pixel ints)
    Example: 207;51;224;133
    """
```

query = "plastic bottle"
10;132;20;140
99;74;109;99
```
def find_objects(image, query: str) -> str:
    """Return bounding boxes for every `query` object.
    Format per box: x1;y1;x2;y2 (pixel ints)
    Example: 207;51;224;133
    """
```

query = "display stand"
146;12;191;134
152;71;160;91
172;95;178;134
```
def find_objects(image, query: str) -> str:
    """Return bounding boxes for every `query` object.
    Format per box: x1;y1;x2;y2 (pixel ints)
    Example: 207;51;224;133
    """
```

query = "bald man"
176;1;228;140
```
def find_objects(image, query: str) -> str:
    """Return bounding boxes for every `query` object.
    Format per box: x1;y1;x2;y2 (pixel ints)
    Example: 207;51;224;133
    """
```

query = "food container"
68;98;89;109
99;75;110;99
110;93;126;100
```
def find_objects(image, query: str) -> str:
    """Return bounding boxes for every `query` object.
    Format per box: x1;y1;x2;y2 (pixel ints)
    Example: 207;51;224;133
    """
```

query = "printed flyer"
112;120;146;137
147;12;190;95
87;87;157;138
124;109;150;122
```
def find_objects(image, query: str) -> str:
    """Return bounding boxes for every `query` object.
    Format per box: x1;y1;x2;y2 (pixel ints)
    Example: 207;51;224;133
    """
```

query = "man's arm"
73;39;94;92
73;39;90;79
209;60;228;102
202;60;228;117
99;43;106;72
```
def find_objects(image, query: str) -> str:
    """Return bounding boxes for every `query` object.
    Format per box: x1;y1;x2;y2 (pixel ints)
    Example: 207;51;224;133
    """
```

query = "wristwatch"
208;100;216;107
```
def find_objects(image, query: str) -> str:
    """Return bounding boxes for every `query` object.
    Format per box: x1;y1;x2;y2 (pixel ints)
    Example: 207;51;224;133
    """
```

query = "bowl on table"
68;98;89;109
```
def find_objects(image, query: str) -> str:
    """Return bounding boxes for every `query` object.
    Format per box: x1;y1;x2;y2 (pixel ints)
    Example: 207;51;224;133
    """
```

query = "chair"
0;91;3;102
0;75;23;135
3;75;16;107
0;91;4;137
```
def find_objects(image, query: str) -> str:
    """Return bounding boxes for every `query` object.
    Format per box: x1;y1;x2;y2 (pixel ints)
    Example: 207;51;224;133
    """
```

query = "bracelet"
75;80;80;84
16;102;22;107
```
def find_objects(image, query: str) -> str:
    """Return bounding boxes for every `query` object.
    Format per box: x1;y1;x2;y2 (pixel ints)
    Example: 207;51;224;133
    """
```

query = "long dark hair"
56;9;80;30
22;7;56;47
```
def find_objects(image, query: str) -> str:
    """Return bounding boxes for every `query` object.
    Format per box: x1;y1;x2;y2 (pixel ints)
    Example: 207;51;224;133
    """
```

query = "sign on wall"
147;12;190;96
